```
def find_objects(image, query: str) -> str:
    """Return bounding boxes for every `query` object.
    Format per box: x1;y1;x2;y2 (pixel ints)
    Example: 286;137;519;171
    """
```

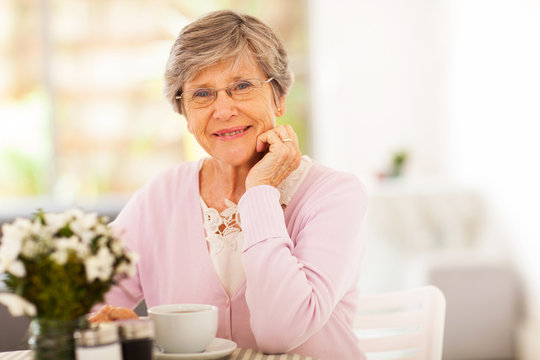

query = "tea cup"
148;304;218;354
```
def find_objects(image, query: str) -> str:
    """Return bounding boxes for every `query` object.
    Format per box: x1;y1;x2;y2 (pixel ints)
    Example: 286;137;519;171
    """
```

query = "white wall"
310;0;453;183
448;0;540;342
450;1;540;354
310;0;540;357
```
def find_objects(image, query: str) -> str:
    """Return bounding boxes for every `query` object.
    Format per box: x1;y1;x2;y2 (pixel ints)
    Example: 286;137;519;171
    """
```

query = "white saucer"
154;338;237;359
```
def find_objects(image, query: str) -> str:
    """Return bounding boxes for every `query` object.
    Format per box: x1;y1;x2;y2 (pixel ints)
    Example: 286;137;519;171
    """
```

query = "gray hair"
164;10;294;114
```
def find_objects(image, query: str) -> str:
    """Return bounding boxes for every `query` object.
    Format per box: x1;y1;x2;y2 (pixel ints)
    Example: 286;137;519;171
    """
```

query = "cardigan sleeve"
238;173;367;353
102;190;145;309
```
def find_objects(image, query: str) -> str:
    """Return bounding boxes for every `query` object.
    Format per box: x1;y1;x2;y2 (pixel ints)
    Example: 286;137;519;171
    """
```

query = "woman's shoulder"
306;160;366;193
112;161;200;232
144;160;199;189
294;159;368;208
130;160;200;205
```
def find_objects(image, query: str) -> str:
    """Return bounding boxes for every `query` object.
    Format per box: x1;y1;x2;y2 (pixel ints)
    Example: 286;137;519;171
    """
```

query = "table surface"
0;348;315;360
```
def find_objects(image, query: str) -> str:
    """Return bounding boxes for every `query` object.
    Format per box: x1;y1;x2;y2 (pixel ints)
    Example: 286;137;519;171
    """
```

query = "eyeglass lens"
183;78;273;108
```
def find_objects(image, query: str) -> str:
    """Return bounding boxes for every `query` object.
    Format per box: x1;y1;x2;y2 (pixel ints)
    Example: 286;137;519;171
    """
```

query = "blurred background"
1;0;539;359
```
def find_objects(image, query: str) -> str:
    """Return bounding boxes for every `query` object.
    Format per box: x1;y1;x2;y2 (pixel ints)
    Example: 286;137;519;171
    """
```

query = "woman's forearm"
239;179;367;353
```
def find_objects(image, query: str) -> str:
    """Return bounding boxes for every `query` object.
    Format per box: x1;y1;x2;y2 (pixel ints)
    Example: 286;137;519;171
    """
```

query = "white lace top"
200;155;313;296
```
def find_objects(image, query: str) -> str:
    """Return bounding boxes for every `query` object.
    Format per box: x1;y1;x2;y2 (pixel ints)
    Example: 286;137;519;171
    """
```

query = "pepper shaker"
117;318;155;360
74;323;123;360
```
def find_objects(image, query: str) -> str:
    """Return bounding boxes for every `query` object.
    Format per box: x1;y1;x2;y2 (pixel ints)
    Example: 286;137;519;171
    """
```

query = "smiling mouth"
214;126;251;137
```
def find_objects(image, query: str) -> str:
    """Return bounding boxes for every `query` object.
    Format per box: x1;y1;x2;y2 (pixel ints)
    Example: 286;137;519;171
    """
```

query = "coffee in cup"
148;304;218;353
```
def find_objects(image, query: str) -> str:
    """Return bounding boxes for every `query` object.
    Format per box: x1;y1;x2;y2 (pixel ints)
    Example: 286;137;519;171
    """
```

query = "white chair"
354;285;446;360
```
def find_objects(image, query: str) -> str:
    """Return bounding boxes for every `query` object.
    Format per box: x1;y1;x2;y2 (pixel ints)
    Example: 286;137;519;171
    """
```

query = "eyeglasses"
176;78;274;109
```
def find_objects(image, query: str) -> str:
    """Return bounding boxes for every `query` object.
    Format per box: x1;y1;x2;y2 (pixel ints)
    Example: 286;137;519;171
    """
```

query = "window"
0;0;309;205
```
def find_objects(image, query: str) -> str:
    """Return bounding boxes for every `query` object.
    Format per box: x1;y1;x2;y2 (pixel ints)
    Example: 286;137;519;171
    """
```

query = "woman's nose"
212;90;237;121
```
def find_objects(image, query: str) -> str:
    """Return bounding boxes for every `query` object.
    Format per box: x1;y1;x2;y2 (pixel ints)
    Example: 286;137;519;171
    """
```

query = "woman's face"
182;52;285;167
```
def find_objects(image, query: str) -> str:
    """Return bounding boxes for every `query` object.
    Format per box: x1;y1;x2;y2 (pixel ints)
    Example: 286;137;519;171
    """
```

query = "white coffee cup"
148;304;218;354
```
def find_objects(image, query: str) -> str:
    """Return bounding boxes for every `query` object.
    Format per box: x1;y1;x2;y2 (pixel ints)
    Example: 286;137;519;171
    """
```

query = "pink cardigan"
106;160;368;360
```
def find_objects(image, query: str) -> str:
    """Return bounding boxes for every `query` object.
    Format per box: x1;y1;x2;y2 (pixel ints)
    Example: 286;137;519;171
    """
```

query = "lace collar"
276;155;313;207
199;155;313;208
200;156;313;254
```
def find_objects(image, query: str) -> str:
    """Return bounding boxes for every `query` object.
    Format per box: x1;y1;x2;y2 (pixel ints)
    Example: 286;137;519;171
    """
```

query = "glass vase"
28;317;88;360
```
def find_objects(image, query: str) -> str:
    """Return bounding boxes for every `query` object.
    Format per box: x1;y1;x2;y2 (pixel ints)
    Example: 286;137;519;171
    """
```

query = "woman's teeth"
219;126;249;136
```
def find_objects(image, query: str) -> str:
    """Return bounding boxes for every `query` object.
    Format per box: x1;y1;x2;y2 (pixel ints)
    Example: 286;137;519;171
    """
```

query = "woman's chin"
217;151;260;168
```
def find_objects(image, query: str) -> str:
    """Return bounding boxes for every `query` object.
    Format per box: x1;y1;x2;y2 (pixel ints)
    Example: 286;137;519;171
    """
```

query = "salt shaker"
74;323;123;360
117;318;155;360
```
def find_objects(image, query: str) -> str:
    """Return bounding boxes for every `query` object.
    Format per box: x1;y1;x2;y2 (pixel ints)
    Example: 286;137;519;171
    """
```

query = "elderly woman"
100;10;367;360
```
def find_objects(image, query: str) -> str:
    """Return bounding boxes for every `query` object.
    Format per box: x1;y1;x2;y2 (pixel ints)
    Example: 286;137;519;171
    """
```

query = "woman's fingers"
256;129;282;152
110;306;138;321
274;126;291;141
247;125;302;189
285;125;299;145
88;305;138;323
256;125;297;152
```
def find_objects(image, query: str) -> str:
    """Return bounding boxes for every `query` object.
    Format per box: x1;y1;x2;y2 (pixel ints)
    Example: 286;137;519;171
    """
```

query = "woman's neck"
200;155;262;209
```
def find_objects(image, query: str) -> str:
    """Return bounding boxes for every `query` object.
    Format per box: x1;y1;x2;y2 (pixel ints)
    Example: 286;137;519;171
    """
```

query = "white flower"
95;224;109;235
0;233;25;277
1;223;27;245
80;212;98;229
43;213;70;234
115;252;139;277
0;293;36;317
110;239;125;256
126;251;139;264
52;236;88;259
0;235;22;260
80;230;97;244
77;244;90;258
97;236;108;248
61;236;86;253
115;260;137;277
70;212;98;236
8;260;26;277
50;250;68;265
11;218;33;235
68;222;83;236
29;219;52;240
84;247;115;282
65;208;84;221
54;236;76;250
20;239;40;258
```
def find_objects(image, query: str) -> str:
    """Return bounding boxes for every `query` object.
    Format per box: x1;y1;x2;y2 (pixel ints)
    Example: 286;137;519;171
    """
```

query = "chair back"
355;285;446;360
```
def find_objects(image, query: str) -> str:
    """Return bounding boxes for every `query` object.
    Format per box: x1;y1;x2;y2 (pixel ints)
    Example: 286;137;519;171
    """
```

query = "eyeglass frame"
175;77;275;108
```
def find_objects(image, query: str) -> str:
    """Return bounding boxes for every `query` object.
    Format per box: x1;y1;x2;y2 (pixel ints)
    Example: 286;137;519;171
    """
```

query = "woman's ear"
183;110;194;134
275;96;286;117
186;117;194;134
181;102;194;134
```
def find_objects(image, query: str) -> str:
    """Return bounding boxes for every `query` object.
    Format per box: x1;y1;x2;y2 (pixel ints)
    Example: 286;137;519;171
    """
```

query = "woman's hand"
88;304;138;323
246;124;301;189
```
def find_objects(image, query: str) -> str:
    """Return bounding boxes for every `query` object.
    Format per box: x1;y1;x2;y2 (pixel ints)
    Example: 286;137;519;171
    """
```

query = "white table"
0;349;316;360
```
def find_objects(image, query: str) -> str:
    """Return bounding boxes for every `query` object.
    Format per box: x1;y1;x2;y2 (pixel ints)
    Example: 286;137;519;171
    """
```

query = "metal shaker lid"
117;318;155;340
74;323;119;346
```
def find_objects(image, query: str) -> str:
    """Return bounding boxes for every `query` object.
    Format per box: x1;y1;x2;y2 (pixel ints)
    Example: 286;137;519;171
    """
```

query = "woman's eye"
233;81;253;91
193;89;212;98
